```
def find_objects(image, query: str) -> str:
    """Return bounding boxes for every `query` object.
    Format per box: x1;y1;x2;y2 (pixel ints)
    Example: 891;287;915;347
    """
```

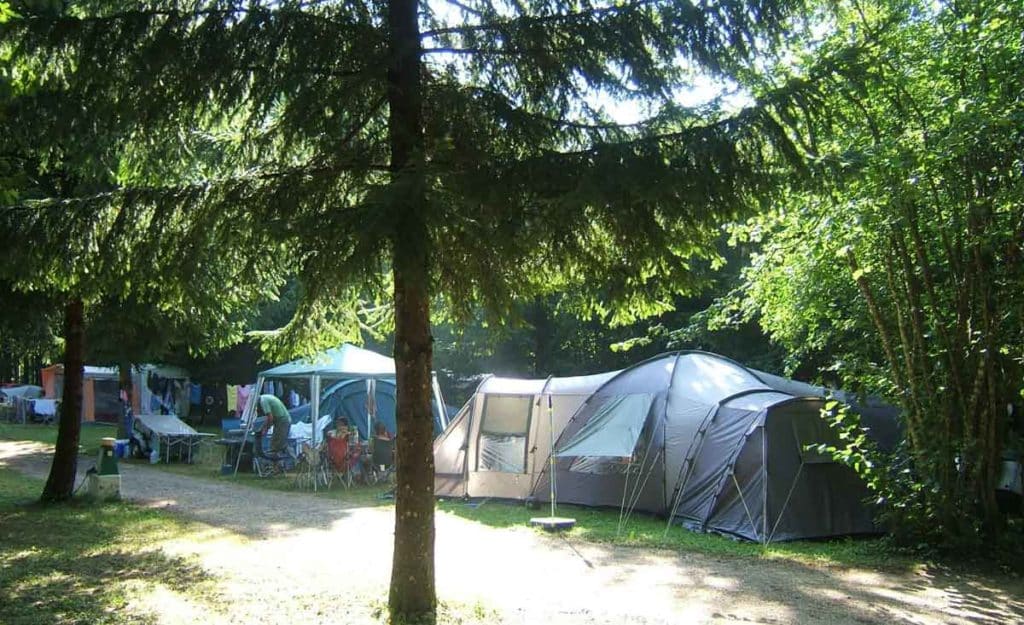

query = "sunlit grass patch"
437;497;920;572
0;422;118;453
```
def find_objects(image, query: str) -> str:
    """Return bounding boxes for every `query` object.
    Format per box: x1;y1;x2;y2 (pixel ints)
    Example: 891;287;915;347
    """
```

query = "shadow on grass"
137;455;395;510
0;470;221;625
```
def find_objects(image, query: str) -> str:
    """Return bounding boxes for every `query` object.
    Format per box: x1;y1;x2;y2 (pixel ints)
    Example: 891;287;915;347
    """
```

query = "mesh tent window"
477;395;532;473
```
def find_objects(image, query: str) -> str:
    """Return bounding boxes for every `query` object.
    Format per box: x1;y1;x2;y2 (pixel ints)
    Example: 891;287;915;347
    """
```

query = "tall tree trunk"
117;360;133;438
41;298;84;503
386;0;435;620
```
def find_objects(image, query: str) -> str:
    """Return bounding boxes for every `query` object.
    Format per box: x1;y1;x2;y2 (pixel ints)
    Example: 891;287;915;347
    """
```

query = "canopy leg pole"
233;376;262;476
310;375;320;492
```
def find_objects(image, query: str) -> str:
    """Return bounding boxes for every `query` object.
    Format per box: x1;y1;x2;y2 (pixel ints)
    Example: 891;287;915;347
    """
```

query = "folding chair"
327;431;353;489
367;437;395;485
293;440;333;491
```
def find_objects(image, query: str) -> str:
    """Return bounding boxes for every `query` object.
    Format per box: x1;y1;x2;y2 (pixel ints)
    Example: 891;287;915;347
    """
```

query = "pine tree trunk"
385;0;435;620
41;298;84;503
389;244;436;622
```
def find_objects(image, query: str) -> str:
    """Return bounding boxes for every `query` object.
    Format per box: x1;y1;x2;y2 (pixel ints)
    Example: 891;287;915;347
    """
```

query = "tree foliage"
3;0;826;619
733;0;1024;546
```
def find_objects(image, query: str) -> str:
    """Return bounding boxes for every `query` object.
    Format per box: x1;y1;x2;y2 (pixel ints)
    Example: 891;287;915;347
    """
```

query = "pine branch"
421;0;658;38
0;161;387;213
19;3;351;28
423;46;567;57
460;85;652;131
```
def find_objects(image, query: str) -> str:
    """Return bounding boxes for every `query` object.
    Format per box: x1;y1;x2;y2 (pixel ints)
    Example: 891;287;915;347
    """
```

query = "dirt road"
2;440;1022;625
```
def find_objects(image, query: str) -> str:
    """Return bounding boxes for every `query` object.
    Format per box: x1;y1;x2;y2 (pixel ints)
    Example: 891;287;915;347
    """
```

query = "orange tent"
41;365;125;423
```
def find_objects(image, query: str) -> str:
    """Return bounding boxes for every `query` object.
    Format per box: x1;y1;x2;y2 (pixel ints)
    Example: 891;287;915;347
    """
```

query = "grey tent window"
568;455;634;475
477;395;532;473
557;393;654;475
556;394;654;458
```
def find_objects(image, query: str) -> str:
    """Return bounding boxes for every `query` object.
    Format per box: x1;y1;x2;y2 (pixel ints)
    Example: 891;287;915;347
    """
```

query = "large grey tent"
435;351;899;543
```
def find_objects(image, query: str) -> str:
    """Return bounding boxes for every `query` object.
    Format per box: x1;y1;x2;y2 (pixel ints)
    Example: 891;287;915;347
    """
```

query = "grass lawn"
0;467;224;625
441;498;920;571
0;422;118;452
1;423;920;573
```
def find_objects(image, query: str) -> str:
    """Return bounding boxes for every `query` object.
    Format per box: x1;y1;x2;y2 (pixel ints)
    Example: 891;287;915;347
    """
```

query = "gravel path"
3;440;1023;625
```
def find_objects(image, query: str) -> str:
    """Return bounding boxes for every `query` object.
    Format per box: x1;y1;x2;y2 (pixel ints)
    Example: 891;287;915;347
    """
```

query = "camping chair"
367;437;395;485
253;432;296;478
326;431;354;489
293;440;333;491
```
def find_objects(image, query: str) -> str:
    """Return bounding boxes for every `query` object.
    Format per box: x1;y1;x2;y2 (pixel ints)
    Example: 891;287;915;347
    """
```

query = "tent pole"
617;456;632;537
623;448;661;534
233;375;263;476
762;423;768;546
311;374;319;492
663;404;718;538
621;398;660;532
548;394;555;519
431;373;447;431
732;472;762;543
766;462;803;544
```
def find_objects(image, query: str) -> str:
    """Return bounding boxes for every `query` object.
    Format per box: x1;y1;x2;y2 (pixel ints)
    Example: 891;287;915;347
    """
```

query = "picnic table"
134;413;216;463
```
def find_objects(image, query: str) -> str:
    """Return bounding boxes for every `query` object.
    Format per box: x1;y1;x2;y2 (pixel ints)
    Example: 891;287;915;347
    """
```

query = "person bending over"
257;394;292;456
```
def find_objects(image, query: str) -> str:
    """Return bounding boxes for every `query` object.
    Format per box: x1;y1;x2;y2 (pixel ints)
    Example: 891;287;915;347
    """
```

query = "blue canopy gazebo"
233;343;448;475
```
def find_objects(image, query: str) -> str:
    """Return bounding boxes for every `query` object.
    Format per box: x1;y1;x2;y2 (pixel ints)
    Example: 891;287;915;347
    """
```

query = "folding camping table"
217;428;302;473
134;413;216;463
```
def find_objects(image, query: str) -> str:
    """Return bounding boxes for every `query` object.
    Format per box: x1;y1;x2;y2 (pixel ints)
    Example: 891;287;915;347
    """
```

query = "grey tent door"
468;394;535;499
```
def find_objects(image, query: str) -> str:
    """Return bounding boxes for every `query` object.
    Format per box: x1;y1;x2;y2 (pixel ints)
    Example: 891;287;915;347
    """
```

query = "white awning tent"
235;343;448;475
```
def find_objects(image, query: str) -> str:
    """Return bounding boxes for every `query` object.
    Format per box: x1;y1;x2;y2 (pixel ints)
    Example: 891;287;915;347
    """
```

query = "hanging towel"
226;385;238;412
